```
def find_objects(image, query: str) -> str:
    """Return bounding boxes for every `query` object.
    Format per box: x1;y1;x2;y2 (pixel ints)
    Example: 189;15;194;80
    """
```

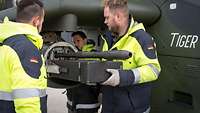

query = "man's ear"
32;16;40;27
83;38;87;44
115;11;121;23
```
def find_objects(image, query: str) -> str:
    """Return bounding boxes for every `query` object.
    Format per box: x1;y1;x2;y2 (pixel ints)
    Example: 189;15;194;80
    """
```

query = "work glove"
102;69;120;87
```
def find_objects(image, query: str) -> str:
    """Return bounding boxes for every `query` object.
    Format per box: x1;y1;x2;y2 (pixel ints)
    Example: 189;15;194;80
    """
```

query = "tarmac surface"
47;88;68;113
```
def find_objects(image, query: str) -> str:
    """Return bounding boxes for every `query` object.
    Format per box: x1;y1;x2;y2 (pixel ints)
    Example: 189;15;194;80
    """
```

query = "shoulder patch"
130;29;157;59
3;35;42;79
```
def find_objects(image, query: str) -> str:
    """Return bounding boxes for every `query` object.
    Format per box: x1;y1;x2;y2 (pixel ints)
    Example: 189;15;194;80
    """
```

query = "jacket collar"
0;17;43;49
110;16;145;50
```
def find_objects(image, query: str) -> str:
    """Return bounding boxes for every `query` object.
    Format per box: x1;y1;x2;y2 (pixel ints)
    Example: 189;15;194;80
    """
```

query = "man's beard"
109;25;119;37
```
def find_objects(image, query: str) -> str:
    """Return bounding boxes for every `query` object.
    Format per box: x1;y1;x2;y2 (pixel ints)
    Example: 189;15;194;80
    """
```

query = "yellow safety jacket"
101;17;161;113
82;44;96;52
0;18;47;113
102;18;160;84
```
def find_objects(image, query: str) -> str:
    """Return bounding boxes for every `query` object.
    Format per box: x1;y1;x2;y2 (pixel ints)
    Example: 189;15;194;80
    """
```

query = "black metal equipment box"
48;60;122;84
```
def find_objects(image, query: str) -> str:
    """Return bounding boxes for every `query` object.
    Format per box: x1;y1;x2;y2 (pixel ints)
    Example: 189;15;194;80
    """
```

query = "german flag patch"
30;57;39;63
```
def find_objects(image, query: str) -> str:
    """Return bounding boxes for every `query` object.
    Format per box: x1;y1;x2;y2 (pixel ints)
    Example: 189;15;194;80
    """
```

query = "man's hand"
102;69;120;87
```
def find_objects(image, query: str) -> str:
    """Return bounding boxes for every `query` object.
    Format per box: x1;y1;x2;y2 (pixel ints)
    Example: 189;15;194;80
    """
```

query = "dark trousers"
67;84;100;113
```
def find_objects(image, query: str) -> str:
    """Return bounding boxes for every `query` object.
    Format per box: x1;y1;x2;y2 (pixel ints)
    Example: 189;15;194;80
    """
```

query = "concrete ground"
47;87;68;113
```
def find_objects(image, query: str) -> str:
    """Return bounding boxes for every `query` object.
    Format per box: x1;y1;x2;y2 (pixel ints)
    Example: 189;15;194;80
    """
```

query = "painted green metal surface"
0;0;200;113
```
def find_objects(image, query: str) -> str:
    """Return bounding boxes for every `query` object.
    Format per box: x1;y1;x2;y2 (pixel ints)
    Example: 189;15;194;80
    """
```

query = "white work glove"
102;69;120;87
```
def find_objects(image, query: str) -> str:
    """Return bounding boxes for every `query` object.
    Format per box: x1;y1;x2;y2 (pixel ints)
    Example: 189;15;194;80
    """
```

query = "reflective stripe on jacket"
101;17;161;113
0;18;47;113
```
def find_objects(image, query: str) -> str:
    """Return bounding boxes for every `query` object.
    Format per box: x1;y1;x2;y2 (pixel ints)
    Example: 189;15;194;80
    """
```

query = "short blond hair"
104;0;127;9
104;0;129;17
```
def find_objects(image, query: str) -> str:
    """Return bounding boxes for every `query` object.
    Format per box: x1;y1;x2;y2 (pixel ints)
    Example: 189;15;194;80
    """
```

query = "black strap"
0;43;2;46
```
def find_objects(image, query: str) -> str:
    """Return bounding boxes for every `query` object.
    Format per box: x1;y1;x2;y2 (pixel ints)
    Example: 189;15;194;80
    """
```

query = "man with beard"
101;0;161;113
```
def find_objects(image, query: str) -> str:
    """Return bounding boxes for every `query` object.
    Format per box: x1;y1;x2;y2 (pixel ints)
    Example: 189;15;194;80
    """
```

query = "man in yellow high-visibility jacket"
100;0;161;113
0;0;47;113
